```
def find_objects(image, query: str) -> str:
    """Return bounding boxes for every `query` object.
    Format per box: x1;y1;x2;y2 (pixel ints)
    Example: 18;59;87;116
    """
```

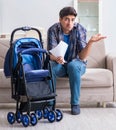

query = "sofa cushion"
86;40;106;68
81;68;113;87
0;69;11;89
0;39;10;68
56;68;113;89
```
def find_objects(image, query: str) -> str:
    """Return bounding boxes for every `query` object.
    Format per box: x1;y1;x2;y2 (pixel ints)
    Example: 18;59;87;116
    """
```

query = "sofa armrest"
106;53;116;86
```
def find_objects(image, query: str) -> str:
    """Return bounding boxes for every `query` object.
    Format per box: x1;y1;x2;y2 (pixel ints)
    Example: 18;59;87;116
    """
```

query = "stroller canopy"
4;37;43;77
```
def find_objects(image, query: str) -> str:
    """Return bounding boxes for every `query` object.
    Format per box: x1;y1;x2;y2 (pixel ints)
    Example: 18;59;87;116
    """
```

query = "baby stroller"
4;27;63;127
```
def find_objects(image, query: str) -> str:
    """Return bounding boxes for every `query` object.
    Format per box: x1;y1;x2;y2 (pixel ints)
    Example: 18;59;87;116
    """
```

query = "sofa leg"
97;102;106;107
97;102;101;107
98;102;116;108
102;102;106;108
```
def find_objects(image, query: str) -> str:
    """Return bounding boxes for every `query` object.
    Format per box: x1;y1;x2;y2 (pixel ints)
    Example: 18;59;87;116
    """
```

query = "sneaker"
71;105;80;115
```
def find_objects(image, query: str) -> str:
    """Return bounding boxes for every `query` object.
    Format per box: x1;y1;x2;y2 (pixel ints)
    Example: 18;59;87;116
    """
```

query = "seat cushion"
56;68;113;89
81;68;113;88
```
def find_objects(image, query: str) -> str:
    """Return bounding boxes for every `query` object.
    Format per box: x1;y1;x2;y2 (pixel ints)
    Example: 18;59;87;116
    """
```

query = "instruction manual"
49;40;68;58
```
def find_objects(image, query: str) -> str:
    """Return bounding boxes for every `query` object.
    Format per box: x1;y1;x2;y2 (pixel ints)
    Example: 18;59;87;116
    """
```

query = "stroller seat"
21;49;50;82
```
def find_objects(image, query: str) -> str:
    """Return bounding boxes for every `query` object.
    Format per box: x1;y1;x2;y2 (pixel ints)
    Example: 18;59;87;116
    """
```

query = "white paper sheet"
49;41;68;58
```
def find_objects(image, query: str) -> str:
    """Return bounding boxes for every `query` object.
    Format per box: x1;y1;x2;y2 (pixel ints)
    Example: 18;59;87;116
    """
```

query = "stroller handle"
10;26;42;44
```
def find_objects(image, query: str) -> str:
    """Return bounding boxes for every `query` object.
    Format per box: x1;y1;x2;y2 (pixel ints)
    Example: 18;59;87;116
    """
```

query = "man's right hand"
50;54;65;64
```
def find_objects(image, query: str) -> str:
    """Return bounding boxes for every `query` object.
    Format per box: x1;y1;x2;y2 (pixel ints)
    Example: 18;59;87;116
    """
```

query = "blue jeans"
50;59;86;105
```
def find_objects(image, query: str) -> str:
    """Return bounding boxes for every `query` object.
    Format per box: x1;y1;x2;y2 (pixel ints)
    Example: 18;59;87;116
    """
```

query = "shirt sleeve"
77;24;87;52
47;27;58;50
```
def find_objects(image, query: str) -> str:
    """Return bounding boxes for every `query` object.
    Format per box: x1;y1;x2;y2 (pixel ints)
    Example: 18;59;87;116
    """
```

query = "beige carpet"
0;105;116;130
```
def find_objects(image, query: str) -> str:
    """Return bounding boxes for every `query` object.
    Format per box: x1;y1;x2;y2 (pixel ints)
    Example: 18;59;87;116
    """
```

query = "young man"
47;6;106;115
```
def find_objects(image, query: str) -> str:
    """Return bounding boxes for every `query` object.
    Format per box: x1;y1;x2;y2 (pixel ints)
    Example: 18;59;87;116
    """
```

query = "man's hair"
59;6;77;18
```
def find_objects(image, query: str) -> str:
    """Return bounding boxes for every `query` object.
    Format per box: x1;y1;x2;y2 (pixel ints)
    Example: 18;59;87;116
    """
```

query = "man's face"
59;15;76;34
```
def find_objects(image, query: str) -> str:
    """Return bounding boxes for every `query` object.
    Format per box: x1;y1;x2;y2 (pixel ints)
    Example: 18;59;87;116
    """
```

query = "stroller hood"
4;37;43;77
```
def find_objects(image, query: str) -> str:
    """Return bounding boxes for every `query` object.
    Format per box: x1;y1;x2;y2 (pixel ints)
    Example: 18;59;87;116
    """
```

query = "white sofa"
0;37;116;107
56;40;116;107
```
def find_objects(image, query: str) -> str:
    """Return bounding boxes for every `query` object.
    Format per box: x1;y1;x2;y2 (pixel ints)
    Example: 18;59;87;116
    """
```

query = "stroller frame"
5;27;63;127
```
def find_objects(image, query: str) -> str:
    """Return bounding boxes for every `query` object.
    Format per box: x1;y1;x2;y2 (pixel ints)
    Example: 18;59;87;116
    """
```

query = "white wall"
101;0;116;53
0;0;73;34
0;0;2;32
0;0;116;53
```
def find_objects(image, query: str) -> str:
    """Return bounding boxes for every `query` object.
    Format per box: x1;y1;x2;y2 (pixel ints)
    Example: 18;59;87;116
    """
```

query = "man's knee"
67;59;86;76
67;60;81;72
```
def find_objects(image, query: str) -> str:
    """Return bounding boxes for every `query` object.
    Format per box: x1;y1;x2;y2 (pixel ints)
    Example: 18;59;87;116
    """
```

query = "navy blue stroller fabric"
4;48;11;77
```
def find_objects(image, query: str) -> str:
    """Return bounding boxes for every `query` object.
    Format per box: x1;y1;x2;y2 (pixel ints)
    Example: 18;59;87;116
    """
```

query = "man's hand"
79;34;107;60
56;56;65;64
50;54;65;64
89;34;107;44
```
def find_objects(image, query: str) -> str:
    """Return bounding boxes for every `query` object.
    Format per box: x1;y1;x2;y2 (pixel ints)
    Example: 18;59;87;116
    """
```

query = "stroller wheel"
43;107;49;119
15;111;22;123
30;113;38;126
7;112;15;124
21;114;29;127
55;109;63;121
35;109;43;120
47;111;56;123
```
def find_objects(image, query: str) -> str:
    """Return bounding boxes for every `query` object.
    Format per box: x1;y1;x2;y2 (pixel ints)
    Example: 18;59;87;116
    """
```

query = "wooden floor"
0;104;116;130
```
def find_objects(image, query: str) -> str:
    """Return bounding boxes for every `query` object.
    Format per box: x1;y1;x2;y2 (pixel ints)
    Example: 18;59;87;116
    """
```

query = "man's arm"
47;27;65;64
78;34;107;60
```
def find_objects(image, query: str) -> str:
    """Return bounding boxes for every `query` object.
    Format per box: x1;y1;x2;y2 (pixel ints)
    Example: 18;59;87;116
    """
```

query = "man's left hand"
89;34;107;43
